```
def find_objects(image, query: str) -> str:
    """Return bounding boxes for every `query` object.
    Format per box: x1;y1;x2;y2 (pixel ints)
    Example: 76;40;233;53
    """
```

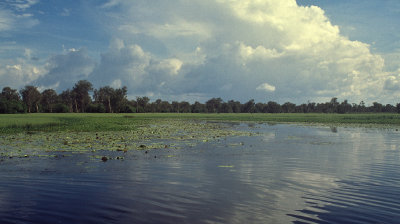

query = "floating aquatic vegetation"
286;136;303;140
0;119;256;160
309;141;334;146
218;165;234;168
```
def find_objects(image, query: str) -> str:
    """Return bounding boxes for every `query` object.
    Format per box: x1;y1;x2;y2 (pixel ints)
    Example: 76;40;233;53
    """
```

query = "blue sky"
1;0;400;104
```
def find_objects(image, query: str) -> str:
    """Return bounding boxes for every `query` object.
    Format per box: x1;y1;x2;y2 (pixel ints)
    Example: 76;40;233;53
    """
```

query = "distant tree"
296;104;308;113
383;104;396;113
282;102;296;113
241;99;255;113
371;102;383;113
191;101;206;113
179;101;191;113
206;98;222;113
72;80;93;113
94;86;114;113
307;102;316;113
20;85;41;113
0;87;25;114
112;86;128;113
41;89;58;113
0;98;25;113
315;102;327;113
160;100;171;113
171;101;180;113
255;103;267;113
86;103;106;113
267;101;282;113
152;99;162;112
357;101;366;112
2;87;20;101
228;100;241;113
136;96;150;113
59;89;74;112
220;102;233;113
337;100;351;114
329;97;339;113
125;100;137;113
53;103;70;113
94;86;128;113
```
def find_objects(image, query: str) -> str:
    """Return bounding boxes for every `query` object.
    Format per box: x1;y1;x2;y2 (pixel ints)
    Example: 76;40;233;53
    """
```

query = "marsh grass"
1;113;400;134
0;118;252;159
1;113;400;159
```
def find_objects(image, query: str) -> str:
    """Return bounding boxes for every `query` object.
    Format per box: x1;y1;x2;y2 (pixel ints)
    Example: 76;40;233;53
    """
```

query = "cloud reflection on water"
0;124;399;223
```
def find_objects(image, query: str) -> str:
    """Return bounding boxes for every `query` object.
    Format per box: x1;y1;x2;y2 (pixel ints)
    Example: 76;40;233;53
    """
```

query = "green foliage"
2;82;400;115
1;87;20;101
53;103;70;113
41;89;58;112
20;85;41;113
86;103;106;113
93;86;128;113
0;98;25;114
121;105;136;113
72;80;93;112
136;96;150;113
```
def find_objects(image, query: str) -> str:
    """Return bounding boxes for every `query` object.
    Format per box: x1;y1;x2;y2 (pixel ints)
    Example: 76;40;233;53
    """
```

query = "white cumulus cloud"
256;83;276;92
35;48;95;91
0;61;43;89
4;0;396;104
93;0;395;103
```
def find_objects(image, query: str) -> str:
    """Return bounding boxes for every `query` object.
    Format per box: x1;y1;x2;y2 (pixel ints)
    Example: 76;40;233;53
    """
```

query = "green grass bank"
1;113;400;134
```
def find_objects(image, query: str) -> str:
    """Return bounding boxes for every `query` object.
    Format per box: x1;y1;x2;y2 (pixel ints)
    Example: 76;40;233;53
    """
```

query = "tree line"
1;80;400;114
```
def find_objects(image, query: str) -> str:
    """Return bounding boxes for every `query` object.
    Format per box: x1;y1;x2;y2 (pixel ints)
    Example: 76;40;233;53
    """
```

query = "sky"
1;0;400;104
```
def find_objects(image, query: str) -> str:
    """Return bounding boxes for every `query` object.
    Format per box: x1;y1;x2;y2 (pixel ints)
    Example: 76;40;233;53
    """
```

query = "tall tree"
41;89;58;113
191;101;206;113
112;86;128;113
241;99;255;113
282;102;296;113
329;97;339;113
228;100;241;113
20;85;41;113
255;103;267;113
72;80;93;113
59;89;74;112
221;102;233;113
179;101;191;113
2;87;20;101
372;102;383;113
153;99;162;112
171;101;180;113
94;86;114;113
0;87;24;113
337;100;351;114
160;100;171;113
136;96;150;113
267;101;282;113
206;98;222;113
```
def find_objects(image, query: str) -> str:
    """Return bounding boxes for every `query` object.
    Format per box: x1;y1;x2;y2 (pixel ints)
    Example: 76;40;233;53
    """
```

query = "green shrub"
86;103;106;113
54;103;70;113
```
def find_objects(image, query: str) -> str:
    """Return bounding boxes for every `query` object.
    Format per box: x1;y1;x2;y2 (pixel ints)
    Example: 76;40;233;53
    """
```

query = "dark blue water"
1;124;400;223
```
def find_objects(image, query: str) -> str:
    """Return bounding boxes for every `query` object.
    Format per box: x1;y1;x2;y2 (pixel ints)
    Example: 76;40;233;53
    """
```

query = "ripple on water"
1;124;400;224
288;162;400;223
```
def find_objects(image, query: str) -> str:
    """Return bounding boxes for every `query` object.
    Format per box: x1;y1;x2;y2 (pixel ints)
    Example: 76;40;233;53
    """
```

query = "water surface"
1;123;399;223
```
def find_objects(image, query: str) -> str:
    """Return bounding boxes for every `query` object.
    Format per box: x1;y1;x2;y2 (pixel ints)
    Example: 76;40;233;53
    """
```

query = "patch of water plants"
0;119;254;161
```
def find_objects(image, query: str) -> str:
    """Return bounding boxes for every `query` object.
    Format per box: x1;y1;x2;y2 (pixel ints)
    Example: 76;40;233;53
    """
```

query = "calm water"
1;123;400;223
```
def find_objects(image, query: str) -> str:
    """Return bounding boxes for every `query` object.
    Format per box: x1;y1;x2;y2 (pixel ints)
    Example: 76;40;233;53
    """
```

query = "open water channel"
0;123;399;223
